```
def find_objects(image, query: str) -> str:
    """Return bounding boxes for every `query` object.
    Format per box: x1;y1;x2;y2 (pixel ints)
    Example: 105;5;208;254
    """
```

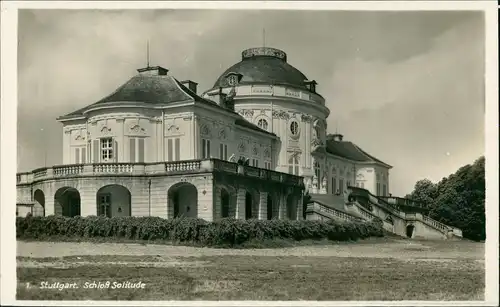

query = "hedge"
16;215;384;247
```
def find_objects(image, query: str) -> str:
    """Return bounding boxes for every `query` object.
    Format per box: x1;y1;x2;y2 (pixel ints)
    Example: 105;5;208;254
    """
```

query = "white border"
1;1;498;306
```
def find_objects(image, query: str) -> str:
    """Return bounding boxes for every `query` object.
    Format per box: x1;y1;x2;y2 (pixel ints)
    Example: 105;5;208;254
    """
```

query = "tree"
407;156;485;241
409;179;438;208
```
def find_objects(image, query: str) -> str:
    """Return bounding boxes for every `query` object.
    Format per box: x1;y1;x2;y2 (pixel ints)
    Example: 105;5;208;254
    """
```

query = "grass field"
16;237;484;301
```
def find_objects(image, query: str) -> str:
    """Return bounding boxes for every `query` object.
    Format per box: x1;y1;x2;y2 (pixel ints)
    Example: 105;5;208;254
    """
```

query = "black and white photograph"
0;1;498;305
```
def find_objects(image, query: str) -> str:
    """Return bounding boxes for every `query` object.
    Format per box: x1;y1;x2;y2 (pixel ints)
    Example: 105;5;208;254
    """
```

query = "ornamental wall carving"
218;128;227;140
237;109;254;118
200;124;211;137
301;114;314;123
252;144;260;156
272;110;290;120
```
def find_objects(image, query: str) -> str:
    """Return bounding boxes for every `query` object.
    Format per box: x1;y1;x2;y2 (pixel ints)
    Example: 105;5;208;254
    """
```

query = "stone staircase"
306;188;463;240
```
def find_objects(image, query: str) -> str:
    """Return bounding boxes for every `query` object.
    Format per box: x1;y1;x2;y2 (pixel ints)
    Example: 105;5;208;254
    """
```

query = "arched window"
288;155;299;175
257;118;269;131
314;161;321;180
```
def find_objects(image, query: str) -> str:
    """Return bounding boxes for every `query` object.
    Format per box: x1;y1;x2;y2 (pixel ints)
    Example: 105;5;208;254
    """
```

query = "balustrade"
165;160;201;173
53;165;84;176
16;159;304;190
316;202;360;222
93;163;134;174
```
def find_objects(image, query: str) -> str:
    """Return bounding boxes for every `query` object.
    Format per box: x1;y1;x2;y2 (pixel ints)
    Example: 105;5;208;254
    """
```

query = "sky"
17;9;485;196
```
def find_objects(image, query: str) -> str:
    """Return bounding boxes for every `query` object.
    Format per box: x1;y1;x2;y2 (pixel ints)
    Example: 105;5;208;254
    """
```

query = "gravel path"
17;239;484;260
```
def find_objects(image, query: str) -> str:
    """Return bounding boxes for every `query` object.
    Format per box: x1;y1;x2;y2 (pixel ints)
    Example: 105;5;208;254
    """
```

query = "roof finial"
262;28;266;48
147;40;150;68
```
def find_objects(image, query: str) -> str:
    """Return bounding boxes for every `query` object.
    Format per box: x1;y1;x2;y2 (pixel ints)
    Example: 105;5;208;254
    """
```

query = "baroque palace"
16;47;462;240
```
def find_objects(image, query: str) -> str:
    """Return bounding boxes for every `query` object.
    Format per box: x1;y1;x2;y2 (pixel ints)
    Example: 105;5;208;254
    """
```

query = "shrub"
16;216;384;247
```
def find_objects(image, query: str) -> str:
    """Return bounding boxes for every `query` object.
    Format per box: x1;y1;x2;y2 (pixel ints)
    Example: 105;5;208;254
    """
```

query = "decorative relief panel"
252;144;259;156
237;109;254;118
272;110;290;120
285;88;300;98
251;86;273;94
237;141;246;153
165;123;182;136
218;128;227;140
129;124;146;135
200;123;212;137
263;147;271;159
100;125;112;136
301;114;314;123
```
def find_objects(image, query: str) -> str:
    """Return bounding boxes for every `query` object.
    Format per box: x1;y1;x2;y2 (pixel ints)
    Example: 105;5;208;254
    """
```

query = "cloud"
17;10;485;196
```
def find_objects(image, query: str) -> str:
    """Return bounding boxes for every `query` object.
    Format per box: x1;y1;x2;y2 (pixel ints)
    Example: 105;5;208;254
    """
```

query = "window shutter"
224;145;227;160
130;138;136;162
202;139;206;158
167;139;173;161
138;138;145;162
74;148;79;164
114;140;118;162
174;138;180;161
207;140;211;158
219;144;223;159
93;140;99;163
81;147;86;163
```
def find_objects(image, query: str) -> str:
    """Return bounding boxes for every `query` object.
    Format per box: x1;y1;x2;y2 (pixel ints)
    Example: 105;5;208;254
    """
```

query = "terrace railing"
16;158;304;187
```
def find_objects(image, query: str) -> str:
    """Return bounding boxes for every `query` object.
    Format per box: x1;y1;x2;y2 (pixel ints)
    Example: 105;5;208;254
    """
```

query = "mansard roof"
57;68;274;137
325;139;392;168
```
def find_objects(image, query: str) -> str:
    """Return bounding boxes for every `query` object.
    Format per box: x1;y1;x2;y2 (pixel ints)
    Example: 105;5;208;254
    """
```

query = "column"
278;194;286;219
193;115;198;159
296;192;304;220
235;188;246;219
258;191;268;220
213;186;221;220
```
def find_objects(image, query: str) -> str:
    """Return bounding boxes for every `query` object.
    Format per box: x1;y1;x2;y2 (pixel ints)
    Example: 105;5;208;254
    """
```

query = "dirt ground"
16;237;485;301
17;237;484;260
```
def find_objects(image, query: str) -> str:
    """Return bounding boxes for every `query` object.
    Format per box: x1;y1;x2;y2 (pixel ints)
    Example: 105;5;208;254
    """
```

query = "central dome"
211;47;310;90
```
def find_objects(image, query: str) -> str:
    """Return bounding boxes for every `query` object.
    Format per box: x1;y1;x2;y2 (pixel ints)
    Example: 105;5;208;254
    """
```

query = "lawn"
16;238;485;301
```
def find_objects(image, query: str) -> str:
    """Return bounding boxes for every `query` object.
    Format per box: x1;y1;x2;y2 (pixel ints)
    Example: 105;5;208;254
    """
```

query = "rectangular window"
251;159;259;167
219;143;228;160
202;139;211;159
264;161;271;169
377;183;381;196
347;180;351;188
383;184;387;196
339;179;344;194
361;182;365;188
331;177;337;194
101;138;113;162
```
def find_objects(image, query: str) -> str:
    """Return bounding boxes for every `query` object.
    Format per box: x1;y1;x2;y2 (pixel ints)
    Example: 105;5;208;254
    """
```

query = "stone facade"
16;160;304;221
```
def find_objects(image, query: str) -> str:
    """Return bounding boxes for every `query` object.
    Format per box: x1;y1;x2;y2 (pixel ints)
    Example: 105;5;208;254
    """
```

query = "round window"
227;75;238;86
290;121;299;136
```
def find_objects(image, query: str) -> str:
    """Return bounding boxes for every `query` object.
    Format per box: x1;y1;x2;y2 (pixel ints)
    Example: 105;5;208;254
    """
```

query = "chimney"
327;133;344;142
137;66;169;76
180;80;198;94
